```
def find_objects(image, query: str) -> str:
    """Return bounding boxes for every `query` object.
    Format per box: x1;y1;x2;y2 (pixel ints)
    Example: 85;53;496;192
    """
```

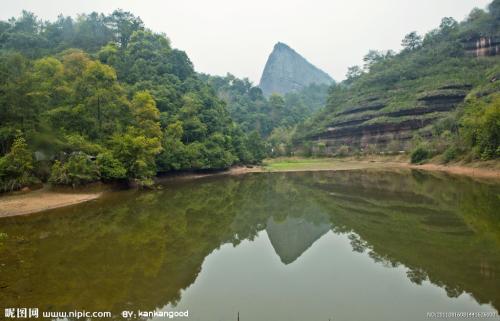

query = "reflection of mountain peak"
266;216;331;265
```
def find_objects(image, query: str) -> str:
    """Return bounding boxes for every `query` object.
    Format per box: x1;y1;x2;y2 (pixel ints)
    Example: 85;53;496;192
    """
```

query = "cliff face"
465;37;500;57
308;87;470;151
259;42;333;96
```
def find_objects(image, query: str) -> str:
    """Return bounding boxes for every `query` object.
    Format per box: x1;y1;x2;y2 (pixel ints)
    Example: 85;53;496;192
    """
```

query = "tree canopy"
0;10;264;190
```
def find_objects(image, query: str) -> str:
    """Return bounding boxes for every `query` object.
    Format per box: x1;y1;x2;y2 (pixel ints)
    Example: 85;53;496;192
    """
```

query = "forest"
0;10;272;190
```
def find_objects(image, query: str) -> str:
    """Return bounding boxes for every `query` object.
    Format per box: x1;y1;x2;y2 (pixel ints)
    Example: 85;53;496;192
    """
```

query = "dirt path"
0;188;102;218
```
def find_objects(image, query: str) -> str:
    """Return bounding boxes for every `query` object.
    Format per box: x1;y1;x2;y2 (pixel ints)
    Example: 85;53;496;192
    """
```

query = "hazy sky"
0;0;491;83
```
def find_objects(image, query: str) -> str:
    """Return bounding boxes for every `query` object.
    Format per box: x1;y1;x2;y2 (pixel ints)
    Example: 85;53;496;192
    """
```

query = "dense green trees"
202;73;331;156
0;10;264;191
204;74;330;137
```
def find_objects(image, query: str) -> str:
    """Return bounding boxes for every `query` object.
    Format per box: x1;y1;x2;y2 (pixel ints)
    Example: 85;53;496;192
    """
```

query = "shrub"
96;152;127;181
411;146;430;164
0;137;38;192
336;145;350;157
302;141;313;157
443;146;458;163
111;129;162;186
460;94;500;160
316;142;327;156
49;153;99;186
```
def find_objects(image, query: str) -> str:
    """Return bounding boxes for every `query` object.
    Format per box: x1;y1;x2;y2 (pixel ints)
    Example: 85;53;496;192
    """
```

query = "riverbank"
1;159;499;218
262;157;500;180
0;166;261;218
0;186;103;218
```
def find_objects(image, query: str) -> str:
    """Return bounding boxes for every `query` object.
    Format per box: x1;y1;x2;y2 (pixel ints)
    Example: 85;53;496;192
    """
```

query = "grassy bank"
262;157;399;172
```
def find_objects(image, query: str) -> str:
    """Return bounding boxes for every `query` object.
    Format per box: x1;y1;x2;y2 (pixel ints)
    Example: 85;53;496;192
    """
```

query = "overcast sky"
0;0;491;83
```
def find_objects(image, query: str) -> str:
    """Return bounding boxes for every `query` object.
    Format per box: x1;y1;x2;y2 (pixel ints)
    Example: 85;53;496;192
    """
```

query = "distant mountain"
259;42;333;96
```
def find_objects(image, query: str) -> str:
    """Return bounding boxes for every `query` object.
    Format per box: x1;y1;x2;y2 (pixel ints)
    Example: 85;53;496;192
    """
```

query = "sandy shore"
0;188;102;218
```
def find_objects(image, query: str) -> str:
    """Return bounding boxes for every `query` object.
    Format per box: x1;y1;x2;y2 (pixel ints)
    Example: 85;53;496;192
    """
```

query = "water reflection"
0;169;499;320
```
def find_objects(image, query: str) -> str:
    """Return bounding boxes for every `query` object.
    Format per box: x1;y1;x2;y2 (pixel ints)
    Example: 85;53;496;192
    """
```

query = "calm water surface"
0;169;499;321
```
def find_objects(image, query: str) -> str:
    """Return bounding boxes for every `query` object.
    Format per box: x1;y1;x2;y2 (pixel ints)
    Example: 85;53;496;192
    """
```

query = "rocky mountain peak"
259;42;333;96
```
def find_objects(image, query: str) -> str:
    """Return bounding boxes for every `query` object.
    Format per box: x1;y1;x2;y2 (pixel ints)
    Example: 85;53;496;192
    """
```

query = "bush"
49;153;99;186
315;142;327;156
336;145;350;157
443;146;458;163
461;94;500;160
302;141;313;157
411;146;430;164
96;152;127;181
0;137;38;192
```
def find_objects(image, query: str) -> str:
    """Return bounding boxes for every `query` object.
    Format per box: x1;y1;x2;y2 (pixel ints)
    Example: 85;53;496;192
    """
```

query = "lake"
0;169;499;321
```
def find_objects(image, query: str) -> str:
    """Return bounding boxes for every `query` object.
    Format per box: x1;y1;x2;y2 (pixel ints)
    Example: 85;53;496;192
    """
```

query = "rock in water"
259;42;333;96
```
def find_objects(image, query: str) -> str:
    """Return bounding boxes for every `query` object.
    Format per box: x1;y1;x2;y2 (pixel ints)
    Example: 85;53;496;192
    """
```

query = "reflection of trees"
0;177;250;318
288;169;500;310
0;169;499;317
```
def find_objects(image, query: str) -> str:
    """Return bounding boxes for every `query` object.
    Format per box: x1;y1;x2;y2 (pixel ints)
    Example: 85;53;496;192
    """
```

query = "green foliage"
401;31;422;51
111;128;162;186
268;127;294;157
0;10;261;188
0;137;38;192
49;153;99;186
245;131;267;164
443;146;458;163
316;142;327;156
460;94;500;160
96;152;127;180
300;141;312;157
411;146;430;164
130;91;162;138
203;73;330;138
